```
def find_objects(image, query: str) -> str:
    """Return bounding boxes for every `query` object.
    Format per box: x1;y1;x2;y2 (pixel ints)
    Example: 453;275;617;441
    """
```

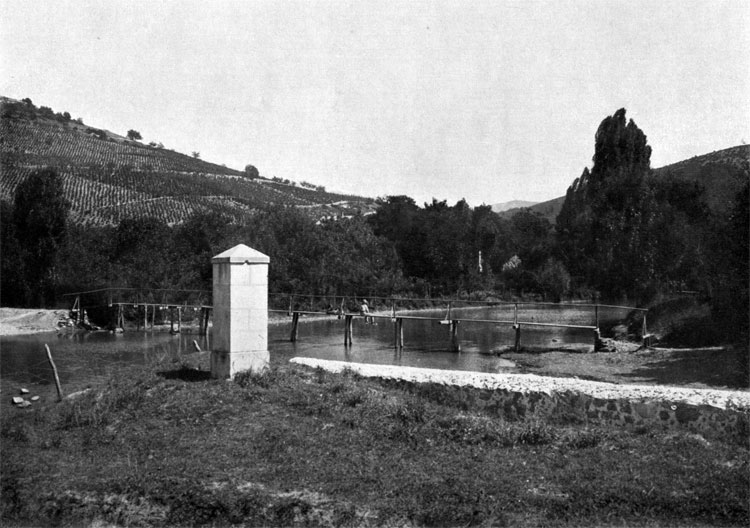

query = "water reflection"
1;306;624;388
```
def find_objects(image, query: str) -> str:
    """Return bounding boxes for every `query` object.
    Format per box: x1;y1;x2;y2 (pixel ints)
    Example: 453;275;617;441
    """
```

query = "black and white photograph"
1;1;748;526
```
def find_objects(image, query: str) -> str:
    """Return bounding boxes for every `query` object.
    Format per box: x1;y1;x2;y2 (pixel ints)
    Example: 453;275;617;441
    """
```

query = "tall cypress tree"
557;109;655;301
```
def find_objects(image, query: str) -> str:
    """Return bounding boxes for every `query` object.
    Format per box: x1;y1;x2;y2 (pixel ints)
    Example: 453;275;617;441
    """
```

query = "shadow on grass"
157;367;212;382
623;348;749;389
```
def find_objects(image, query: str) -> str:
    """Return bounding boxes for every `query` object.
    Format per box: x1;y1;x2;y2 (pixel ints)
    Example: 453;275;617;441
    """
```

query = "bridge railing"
62;288;212;309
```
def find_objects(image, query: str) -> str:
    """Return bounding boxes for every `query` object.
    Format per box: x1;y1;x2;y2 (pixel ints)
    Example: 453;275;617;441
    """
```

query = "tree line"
1;109;747;342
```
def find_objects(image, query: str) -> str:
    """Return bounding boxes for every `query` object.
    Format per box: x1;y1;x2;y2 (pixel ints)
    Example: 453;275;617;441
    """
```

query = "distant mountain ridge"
490;200;537;213
498;145;750;223
0;96;376;226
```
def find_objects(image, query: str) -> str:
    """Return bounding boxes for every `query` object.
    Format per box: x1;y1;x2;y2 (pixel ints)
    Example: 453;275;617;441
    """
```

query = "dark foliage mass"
1;168;70;306
556;109;748;340
368;196;559;297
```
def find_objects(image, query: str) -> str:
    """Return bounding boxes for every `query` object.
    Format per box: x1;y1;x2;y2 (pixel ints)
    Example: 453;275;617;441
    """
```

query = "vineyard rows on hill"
1;119;241;175
1;110;377;226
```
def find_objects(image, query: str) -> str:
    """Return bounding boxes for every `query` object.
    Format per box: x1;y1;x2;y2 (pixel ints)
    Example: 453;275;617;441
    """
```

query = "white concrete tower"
211;244;270;378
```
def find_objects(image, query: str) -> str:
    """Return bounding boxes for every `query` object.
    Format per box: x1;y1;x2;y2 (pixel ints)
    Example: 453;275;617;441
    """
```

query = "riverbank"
2;360;748;527
0;308;70;336
0;308;309;336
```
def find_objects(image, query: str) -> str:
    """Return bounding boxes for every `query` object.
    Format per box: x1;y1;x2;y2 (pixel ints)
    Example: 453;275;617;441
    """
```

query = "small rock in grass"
20;388;29;394
31;396;40;401
12;396;25;404
17;401;31;408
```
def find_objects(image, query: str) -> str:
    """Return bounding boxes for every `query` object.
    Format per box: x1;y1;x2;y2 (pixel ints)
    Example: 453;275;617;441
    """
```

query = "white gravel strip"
290;358;750;411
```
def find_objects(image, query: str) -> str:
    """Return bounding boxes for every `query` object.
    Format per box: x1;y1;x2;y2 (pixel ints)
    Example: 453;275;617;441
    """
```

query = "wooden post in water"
143;305;148;331
514;323;521;353
151;305;156;330
170;307;175;333
595;304;599;329
290;312;300;342
450;320;460;352
73;296;80;324
177;307;182;333
45;344;64;401
394;317;404;349
344;315;353;346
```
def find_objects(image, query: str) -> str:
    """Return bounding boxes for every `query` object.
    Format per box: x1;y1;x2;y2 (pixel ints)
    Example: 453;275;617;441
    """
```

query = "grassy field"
2;358;748;527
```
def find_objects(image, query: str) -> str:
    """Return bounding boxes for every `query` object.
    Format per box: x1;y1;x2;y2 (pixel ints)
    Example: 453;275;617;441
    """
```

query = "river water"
1;305;628;391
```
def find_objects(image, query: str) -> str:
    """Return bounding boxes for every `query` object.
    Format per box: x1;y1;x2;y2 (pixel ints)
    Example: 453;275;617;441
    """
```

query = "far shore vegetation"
2;108;747;350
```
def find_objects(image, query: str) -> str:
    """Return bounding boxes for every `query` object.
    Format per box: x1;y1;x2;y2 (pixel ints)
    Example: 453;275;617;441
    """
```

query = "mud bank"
291;358;750;440
0;308;70;336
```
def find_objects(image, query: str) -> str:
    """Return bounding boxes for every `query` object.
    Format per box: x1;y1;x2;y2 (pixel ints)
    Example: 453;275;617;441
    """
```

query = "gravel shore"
290;357;750;411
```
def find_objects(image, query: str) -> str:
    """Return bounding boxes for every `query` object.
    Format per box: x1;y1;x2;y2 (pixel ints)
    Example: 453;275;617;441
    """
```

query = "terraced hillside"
0;97;376;226
500;144;750;223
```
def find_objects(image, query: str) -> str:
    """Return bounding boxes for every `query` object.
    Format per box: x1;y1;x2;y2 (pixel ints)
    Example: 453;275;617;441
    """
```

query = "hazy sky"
2;0;748;206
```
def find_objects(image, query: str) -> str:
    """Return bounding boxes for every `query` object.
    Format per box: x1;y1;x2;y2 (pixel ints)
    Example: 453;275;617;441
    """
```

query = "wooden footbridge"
273;294;649;352
62;289;648;352
62;288;213;334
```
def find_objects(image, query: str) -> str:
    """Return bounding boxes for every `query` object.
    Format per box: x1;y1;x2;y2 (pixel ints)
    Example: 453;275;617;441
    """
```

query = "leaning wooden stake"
45;344;64;401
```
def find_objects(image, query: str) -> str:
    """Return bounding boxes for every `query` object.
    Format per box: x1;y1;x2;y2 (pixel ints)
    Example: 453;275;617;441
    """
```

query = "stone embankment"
290;358;750;439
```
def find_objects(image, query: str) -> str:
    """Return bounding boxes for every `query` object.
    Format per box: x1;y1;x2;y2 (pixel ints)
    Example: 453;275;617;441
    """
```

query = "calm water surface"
1;305;625;389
